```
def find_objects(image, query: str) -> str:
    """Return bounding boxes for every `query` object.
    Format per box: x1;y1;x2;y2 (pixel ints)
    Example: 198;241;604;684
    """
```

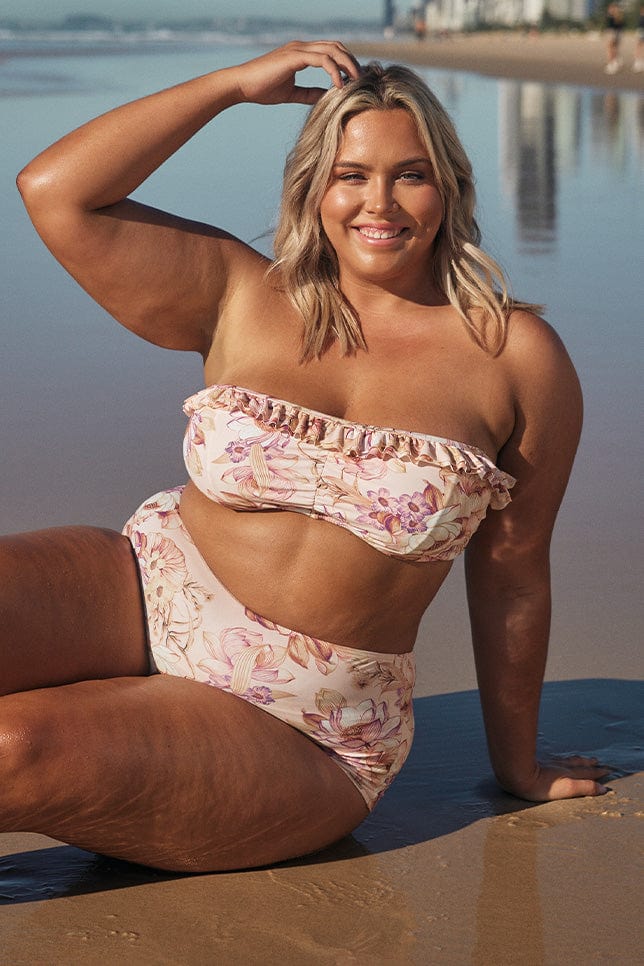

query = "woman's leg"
0;522;368;868
0;673;368;871
0;526;149;695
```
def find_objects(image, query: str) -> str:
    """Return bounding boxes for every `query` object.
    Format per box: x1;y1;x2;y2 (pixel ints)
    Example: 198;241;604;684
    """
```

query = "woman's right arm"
16;41;359;355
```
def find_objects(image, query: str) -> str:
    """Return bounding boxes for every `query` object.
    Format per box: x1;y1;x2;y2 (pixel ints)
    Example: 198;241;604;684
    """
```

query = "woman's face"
319;108;444;296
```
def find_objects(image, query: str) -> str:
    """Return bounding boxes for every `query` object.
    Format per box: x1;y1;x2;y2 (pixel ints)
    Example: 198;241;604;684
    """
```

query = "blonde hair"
270;62;538;361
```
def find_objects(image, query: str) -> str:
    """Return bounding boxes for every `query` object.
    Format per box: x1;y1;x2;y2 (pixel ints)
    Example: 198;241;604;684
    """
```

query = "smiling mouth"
355;226;406;239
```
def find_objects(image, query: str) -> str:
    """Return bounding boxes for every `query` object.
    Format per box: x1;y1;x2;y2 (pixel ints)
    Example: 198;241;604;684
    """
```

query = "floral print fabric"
183;384;516;562
123;488;415;809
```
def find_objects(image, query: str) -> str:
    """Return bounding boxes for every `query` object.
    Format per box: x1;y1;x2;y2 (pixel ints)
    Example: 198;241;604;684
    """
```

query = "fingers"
295;40;361;88
550;753;600;767
504;757;613;802
549;776;609;800
282;40;361;96
549;755;612;800
550;754;611;779
290;86;328;106
541;758;611;800
235;41;361;107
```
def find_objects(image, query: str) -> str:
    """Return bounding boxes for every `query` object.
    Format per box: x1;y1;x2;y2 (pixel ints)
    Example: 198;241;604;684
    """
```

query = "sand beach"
0;30;642;965
352;29;644;92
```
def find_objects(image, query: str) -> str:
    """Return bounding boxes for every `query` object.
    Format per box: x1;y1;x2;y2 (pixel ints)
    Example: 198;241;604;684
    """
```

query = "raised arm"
16;41;360;355
465;311;609;802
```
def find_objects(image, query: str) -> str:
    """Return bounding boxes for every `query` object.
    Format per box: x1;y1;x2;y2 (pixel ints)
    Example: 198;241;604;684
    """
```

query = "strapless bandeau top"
182;384;516;562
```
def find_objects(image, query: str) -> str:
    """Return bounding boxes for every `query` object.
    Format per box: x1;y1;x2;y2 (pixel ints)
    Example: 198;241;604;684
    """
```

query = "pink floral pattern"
182;384;516;561
123;489;415;809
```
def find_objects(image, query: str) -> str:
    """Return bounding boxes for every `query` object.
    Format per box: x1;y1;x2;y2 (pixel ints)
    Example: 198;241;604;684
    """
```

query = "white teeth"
357;227;403;239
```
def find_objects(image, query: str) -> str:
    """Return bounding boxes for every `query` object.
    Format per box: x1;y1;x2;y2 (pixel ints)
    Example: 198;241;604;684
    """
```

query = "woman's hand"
232;40;361;106
500;754;611;802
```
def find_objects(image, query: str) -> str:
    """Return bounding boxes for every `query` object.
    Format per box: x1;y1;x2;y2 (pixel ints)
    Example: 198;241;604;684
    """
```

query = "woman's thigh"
1;674;368;871
0;526;149;695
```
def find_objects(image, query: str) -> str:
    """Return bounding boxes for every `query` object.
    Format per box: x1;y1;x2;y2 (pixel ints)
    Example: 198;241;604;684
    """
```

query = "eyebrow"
333;157;431;168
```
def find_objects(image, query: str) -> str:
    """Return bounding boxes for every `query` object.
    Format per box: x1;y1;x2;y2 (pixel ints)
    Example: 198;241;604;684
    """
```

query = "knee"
0;701;59;829
0;701;51;773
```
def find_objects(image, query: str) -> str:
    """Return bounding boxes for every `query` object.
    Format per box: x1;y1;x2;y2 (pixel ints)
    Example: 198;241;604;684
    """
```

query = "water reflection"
497;80;641;253
473;816;545;966
500;82;576;253
590;90;644;167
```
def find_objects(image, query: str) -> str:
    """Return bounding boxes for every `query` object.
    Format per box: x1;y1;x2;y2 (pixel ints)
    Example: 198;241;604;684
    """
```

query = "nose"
365;178;398;214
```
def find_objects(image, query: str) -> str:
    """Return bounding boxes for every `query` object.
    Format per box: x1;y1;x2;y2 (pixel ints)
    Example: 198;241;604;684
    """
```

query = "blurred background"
2;0;642;37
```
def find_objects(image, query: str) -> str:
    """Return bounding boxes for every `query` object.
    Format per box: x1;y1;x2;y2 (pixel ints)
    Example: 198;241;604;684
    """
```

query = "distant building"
423;0;595;29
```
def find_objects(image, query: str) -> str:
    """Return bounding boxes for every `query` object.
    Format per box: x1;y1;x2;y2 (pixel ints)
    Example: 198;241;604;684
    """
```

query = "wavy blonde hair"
270;62;538;361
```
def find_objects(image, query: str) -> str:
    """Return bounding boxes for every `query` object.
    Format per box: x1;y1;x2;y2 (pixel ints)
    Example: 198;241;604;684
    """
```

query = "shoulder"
494;309;582;503
502;309;582;414
465;310;583;561
504;308;570;360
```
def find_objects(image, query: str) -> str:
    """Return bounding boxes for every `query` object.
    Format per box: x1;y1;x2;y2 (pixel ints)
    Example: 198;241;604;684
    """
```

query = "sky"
6;0;381;25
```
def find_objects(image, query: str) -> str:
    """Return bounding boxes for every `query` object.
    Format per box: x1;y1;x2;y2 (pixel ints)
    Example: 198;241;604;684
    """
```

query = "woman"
7;41;607;872
634;4;644;72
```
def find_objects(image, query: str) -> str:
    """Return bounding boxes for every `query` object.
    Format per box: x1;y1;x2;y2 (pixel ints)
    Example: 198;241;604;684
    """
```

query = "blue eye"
399;171;424;181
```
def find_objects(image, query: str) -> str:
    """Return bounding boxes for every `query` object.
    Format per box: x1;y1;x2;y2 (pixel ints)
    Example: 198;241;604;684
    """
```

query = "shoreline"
1;31;643;93
351;30;644;92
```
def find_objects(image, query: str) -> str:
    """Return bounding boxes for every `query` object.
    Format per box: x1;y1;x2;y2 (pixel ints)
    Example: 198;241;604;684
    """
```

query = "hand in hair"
232;40;361;107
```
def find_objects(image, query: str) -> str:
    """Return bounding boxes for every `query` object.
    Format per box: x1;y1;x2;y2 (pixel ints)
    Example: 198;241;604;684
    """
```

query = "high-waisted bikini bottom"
122;487;415;809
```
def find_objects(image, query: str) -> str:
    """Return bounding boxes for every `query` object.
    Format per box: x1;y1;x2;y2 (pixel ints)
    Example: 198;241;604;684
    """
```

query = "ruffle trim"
184;384;516;506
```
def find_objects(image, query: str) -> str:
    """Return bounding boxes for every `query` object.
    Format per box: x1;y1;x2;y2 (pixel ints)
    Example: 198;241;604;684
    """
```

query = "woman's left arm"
465;312;609;801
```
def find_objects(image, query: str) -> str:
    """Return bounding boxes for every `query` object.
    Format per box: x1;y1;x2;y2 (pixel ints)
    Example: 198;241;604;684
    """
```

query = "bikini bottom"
122;486;415;809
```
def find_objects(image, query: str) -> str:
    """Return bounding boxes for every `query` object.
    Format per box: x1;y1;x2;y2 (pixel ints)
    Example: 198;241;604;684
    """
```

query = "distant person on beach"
7;41;609;872
634;4;644;71
604;2;625;73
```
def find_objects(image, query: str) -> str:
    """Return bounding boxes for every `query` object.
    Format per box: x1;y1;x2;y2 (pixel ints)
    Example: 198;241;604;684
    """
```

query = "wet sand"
351;30;644;92
1;679;641;964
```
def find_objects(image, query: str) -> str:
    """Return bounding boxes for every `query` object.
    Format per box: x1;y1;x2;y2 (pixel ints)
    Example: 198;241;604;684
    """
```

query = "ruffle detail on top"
183;384;516;509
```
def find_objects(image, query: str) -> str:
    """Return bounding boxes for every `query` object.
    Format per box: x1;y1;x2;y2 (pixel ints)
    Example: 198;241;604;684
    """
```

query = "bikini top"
183;384;516;563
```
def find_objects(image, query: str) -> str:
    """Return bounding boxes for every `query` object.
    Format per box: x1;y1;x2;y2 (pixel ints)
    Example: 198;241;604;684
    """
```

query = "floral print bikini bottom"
123;487;415;809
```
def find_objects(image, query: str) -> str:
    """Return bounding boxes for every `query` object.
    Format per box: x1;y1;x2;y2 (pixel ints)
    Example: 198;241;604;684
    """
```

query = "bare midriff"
178;480;453;655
